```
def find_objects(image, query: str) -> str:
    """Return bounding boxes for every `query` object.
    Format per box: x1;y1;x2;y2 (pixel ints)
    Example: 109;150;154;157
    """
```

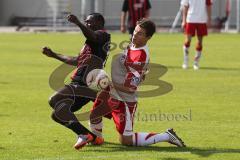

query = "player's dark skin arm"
42;47;78;66
67;14;99;43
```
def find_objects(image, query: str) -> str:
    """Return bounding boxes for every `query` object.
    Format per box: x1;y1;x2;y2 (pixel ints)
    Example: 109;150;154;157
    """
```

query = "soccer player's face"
132;25;149;47
84;15;97;31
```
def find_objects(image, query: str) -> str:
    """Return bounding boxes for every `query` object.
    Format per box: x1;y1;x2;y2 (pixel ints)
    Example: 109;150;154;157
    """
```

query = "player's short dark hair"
137;18;156;37
89;13;105;27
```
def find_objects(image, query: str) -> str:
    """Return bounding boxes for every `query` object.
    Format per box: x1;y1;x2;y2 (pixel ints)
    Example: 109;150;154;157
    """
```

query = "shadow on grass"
198;66;240;71
0;147;5;150
162;158;187;160
86;142;240;157
167;65;240;71
0;114;9;117
0;81;10;85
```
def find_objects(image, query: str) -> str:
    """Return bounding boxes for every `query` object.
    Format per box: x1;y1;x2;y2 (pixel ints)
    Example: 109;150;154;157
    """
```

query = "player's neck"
132;43;146;48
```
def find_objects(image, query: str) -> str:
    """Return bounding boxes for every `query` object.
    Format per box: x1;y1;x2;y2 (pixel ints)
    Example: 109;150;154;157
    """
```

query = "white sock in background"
194;50;202;65
183;46;189;64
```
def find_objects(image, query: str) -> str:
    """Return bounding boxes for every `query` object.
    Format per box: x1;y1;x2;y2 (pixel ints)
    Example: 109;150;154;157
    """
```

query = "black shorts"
49;82;97;112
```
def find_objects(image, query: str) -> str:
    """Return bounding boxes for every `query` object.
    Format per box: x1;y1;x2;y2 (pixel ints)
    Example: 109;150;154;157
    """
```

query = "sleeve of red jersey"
206;0;213;6
123;49;148;91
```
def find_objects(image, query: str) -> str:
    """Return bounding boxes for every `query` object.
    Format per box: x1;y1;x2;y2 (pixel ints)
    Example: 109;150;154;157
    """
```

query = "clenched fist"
42;47;56;58
67;14;80;25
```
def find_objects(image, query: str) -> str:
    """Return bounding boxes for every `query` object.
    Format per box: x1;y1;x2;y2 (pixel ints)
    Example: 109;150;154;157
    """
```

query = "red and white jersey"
110;44;150;102
181;0;212;23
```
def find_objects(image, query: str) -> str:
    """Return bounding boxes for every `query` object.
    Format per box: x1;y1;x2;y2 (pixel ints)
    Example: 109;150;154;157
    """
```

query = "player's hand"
181;21;186;29
121;25;126;33
42;47;56;58
207;19;211;28
67;14;80;25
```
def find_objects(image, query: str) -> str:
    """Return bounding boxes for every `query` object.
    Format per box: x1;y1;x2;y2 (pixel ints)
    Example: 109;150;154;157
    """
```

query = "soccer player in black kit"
42;13;110;150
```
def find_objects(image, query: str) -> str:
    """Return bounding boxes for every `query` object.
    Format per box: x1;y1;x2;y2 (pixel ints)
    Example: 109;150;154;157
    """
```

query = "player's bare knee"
196;42;203;51
119;138;132;146
185;40;191;46
119;135;133;146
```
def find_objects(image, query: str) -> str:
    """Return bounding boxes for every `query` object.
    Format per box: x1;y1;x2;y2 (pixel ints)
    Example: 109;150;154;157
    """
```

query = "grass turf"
0;32;240;160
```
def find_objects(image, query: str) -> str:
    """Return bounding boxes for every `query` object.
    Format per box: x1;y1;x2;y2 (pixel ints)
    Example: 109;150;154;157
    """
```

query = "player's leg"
194;23;208;70
193;36;203;70
89;89;113;145
113;102;185;147
74;89;112;149
182;35;192;69
120;131;181;147
48;84;97;149
69;83;103;149
120;128;185;147
182;23;194;69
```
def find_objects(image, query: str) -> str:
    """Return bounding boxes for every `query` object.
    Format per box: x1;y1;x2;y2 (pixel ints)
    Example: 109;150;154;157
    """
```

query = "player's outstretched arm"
67;14;98;42
42;47;78;66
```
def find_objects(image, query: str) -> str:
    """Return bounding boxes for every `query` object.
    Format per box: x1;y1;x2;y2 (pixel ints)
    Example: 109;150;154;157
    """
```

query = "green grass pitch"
0;32;240;160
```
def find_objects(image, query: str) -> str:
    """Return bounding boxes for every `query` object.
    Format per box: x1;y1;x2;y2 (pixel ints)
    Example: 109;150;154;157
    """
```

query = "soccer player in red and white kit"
181;0;212;70
75;19;186;148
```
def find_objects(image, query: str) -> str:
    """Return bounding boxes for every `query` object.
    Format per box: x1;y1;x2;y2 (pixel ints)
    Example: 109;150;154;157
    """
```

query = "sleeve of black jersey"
146;0;152;10
95;30;110;44
122;0;128;12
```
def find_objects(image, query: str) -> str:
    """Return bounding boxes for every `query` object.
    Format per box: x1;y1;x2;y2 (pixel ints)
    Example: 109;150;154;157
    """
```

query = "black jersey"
71;30;110;85
122;0;151;28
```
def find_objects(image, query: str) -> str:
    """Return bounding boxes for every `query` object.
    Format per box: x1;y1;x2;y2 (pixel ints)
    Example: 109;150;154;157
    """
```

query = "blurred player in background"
76;18;186;149
120;0;151;36
42;13;110;150
181;0;212;70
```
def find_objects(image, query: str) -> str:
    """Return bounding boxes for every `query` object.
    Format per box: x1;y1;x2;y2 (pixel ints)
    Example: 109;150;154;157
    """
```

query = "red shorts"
185;23;208;36
90;89;137;136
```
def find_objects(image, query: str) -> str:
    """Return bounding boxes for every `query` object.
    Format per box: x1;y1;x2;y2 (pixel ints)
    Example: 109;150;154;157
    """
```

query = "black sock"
66;121;97;139
52;102;97;139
